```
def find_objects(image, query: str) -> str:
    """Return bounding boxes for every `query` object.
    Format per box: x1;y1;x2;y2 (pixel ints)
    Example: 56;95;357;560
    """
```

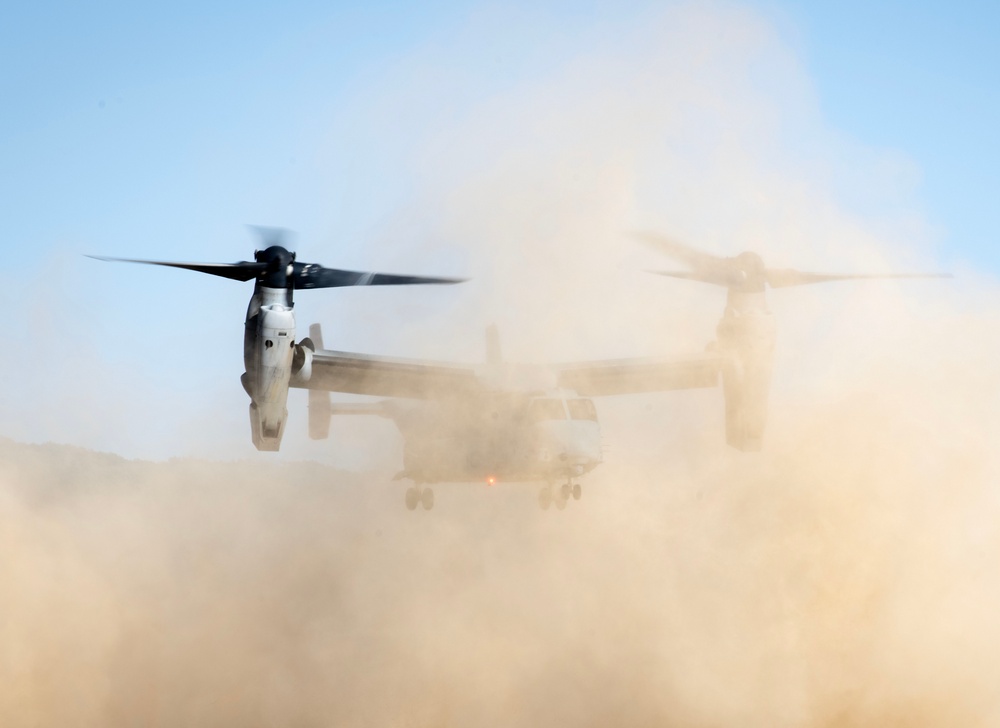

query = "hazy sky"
3;1;996;267
1;0;996;459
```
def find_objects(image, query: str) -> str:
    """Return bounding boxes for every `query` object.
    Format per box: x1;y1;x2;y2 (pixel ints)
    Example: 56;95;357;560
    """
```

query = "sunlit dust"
3;4;997;728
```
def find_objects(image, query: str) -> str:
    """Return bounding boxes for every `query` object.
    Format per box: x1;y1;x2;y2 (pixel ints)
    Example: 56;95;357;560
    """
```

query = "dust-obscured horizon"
4;3;1000;726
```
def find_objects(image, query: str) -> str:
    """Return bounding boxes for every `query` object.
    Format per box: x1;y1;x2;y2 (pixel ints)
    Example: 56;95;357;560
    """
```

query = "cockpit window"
567;398;597;421
528;398;567;422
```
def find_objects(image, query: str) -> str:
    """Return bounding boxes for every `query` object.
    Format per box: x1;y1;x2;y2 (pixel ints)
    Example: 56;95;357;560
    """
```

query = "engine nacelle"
717;306;776;452
247;303;295;451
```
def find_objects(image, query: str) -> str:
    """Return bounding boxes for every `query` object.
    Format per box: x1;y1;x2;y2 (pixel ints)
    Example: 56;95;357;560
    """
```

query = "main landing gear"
405;485;434;511
538;480;582;510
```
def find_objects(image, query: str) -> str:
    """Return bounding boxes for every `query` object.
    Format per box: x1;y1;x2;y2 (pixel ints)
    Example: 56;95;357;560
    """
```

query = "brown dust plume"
4;3;999;726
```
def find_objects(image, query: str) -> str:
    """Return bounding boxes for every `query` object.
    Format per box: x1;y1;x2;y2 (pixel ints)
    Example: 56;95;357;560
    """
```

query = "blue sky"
4;1;996;270
780;0;999;269
1;0;996;458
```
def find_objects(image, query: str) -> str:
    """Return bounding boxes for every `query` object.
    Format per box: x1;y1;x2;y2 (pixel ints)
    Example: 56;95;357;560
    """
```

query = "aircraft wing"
554;352;724;396
293;349;481;399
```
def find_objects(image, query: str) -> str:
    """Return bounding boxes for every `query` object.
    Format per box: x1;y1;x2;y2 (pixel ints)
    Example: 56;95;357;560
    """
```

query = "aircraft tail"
307;323;331;440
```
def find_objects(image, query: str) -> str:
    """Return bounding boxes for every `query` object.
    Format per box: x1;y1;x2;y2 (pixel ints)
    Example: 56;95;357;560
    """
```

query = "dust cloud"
5;2;1000;727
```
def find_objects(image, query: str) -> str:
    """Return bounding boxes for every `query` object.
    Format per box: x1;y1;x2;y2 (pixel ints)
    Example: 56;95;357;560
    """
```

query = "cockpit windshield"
528;398;567;422
567;398;597;421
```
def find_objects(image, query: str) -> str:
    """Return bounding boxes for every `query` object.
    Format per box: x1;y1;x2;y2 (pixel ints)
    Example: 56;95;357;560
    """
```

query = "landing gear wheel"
560;483;571;500
572;483;582;501
538;487;552;510
421;488;435;511
555;495;567;510
405;487;418;511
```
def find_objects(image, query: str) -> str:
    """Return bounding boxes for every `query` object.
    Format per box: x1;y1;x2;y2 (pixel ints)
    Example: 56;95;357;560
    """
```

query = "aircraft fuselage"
390;392;602;485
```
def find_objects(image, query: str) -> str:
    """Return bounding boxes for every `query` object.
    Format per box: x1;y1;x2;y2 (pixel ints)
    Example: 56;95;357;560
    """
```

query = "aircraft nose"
543;421;601;466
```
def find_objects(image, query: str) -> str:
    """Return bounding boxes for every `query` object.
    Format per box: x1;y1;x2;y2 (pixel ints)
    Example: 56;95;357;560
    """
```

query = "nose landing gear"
405;485;435;511
538;479;582;511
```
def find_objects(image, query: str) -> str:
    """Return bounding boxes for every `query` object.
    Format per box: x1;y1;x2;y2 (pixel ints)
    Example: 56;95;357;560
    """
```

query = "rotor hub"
255;246;296;287
730;251;767;292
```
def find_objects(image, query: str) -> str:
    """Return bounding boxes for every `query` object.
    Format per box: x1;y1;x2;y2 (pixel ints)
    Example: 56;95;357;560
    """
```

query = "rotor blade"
631;231;724;269
292;263;467;289
647;269;747;287
87;255;266;282
765;268;954;289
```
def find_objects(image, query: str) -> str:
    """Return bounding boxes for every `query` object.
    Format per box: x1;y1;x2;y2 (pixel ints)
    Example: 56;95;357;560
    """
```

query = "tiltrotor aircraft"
94;229;948;511
290;234;947;511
